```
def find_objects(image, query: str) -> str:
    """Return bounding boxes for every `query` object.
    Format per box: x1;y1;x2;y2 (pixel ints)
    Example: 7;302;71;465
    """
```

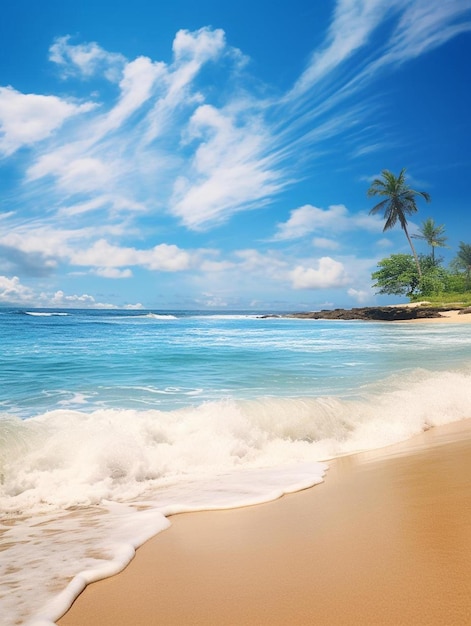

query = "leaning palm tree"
412;217;447;262
367;168;431;278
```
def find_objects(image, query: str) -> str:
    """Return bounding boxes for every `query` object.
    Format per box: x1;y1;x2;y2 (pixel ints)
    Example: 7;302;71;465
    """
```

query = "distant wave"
143;313;178;319
104;312;179;320
24;311;69;317
190;314;260;320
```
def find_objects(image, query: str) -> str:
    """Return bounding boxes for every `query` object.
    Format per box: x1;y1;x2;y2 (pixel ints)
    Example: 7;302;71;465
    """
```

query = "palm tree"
412;217;447;262
454;242;471;290
367;168;431;278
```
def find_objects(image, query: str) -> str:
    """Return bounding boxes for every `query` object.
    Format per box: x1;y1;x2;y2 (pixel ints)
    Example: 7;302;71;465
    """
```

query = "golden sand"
59;419;471;626
401;309;471;323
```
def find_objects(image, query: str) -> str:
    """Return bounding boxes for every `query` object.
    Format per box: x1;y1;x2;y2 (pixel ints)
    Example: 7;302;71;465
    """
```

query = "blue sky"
1;0;470;310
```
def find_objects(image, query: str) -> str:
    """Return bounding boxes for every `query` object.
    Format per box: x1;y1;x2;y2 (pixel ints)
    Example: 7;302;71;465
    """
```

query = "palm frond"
368;198;389;215
366;168;431;278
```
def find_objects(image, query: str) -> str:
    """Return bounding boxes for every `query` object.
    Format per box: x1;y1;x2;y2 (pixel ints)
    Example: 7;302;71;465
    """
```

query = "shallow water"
1;309;471;624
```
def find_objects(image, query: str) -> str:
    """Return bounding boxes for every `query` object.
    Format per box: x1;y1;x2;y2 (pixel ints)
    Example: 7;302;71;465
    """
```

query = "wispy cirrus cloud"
20;26;270;231
289;0;471;99
170;103;284;229
289;0;398;98
375;0;471;66
1;0;470;299
278;0;471;161
9;3;471;228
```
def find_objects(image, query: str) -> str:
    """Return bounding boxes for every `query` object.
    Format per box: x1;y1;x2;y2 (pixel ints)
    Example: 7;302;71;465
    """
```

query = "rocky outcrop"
262;306;460;321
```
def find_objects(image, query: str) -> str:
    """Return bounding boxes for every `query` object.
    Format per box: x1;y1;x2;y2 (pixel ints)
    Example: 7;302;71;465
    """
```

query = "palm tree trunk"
404;225;422;278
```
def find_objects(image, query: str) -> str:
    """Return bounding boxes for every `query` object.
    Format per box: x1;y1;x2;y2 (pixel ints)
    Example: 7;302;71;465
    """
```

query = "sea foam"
2;367;471;515
1;366;471;624
2;309;471;625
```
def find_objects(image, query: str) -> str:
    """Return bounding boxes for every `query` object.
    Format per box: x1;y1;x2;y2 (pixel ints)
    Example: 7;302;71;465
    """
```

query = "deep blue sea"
1;308;471;625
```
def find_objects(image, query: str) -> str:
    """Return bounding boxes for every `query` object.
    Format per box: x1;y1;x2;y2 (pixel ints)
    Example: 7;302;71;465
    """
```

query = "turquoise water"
1;308;471;625
2;308;470;416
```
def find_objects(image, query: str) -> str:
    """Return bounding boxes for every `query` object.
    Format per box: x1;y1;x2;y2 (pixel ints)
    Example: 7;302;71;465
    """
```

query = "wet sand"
59;419;471;626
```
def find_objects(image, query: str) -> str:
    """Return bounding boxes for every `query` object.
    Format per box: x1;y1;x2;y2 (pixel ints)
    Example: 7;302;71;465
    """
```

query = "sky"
0;0;470;311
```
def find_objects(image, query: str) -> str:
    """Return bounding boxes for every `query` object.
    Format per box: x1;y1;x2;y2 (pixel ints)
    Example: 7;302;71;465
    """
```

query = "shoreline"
398;308;471;323
277;306;471;323
58;419;471;626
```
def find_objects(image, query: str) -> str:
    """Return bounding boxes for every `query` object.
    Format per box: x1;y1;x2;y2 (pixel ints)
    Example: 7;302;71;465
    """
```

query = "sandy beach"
400;308;471;324
58;416;471;626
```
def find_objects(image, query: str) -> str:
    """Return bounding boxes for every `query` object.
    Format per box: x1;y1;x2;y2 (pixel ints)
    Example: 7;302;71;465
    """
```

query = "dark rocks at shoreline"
261;306;460;321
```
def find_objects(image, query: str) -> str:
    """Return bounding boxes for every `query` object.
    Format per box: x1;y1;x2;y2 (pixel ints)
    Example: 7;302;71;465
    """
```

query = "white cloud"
290;257;349;289
145;244;191;271
0;275;128;308
1;223;193;276
235;249;287;274
58;195;148;217
200;259;235;272
57;157;113;193
1;228;73;266
94;267;133;278
49;36;126;82
274;205;347;240
0;275;35;303
46;290;141;309
170;104;283;229
376;0;471;67
313;237;339;250
0;86;94;155
281;0;471;166
289;0;471;102
69;239;191;272
143;27;229;145
21;27;266;233
173;27;226;63
347;287;371;304
1;6;469;307
273;204;382;241
290;0;393;96
376;237;393;248
100;56;165;133
197;292;229;307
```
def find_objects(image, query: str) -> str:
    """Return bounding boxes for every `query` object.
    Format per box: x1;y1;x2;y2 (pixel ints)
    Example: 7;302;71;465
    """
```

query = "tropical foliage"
453;242;471;290
372;254;420;297
412;217;447;262
372;254;449;298
367;168;431;277
368;169;470;302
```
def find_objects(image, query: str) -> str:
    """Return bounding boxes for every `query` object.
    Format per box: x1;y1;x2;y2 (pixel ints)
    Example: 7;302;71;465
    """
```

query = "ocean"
1;308;471;625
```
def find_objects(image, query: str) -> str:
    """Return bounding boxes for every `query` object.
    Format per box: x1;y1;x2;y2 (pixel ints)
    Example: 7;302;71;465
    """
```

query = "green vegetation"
368;170;470;305
453;242;471;290
372;245;471;305
412;217;447;262
367;168;431;278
